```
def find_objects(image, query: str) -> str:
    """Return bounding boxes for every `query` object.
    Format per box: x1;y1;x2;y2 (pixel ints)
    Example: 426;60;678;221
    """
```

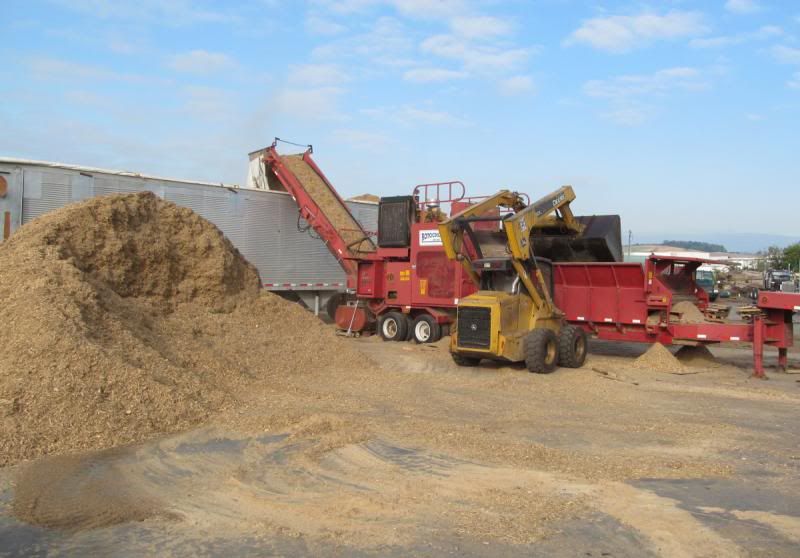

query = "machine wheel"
524;329;559;374
452;353;481;367
557;325;588;368
325;293;346;322
411;315;442;344
378;312;408;342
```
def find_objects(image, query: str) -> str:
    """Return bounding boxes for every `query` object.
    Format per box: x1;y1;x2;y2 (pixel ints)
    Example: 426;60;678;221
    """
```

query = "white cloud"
725;0;761;14
421;34;530;72
312;0;465;20
402;106;469;125
331;128;391;150
565;11;708;53
363;104;470;126
311;0;376;13
312;16;415;67
403;67;468;82
602;106;651;126
27;57;152;83
584;67;708;125
450;15;511;39
584;67;707;99
63;89;113;107
108;38;141;55
168;50;234;74
272;87;346;121
745;113;765;121
390;0;465;19
182;86;233;121
305;15;347;35
690;25;781;48
772;45;800;64
52;0;243;26
497;75;534;96
288;63;350;85
769;47;800;89
312;5;527;77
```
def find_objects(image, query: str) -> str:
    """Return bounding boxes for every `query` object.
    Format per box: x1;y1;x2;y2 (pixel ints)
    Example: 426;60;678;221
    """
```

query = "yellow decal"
419;278;428;295
399;269;411;282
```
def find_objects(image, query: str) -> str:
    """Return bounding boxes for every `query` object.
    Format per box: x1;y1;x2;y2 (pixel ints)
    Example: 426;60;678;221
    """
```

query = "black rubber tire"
411;314;442;344
557;325;588;368
524;329;559;374
378;311;408;342
452;353;481;367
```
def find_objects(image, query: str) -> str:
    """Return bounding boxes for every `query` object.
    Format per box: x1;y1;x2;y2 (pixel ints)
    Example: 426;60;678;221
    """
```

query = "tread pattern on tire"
379;312;408;342
558;325;587;368
524;328;558;374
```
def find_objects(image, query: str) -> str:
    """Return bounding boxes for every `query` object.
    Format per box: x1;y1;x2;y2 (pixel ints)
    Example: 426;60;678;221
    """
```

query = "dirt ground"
2;334;799;557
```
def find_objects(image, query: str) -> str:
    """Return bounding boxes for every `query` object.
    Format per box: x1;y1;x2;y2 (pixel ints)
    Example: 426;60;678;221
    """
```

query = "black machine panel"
378;195;415;248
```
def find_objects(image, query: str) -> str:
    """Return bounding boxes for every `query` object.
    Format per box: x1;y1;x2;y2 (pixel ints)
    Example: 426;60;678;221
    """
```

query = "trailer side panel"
0;160;378;293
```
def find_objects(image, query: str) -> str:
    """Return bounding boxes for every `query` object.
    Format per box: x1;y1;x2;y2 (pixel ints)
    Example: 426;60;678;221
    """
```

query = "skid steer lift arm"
438;189;524;286
438;186;583;312
504;186;582;261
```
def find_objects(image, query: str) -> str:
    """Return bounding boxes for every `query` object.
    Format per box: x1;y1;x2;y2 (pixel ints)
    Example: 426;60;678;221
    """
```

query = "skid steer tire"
524;329;559;374
378;312;408;342
558;325;588;368
412;315;442;344
452;353;481;367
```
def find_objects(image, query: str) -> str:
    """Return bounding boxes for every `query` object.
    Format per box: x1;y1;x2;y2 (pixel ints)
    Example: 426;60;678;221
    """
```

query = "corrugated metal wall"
11;163;378;291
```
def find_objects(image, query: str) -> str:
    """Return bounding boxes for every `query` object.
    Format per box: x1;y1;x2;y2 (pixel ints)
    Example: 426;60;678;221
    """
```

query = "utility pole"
627;229;632;260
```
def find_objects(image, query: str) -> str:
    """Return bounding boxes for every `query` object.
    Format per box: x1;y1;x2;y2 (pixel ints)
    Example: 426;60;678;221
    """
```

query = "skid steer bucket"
531;214;623;263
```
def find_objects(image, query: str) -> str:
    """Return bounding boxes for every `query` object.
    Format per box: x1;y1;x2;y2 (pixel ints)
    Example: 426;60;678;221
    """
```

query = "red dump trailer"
553;255;797;376
263;143;480;343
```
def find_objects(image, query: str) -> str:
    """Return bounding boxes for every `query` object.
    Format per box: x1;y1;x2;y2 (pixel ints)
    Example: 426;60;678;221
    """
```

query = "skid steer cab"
437;186;621;373
449;260;588;373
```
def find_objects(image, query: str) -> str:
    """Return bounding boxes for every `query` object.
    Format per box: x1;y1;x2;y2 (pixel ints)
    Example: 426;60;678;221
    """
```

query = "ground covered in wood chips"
1;195;799;556
2;332;799;557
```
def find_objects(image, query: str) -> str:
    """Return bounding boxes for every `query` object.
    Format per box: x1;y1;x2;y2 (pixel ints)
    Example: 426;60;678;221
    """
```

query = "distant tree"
783;243;800;272
765;245;787;269
662;240;727;252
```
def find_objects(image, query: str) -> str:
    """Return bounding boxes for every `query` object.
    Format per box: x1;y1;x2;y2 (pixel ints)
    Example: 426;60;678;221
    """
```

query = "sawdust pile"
0;192;363;466
283;155;375;253
676;345;721;368
632;343;685;373
671;301;707;324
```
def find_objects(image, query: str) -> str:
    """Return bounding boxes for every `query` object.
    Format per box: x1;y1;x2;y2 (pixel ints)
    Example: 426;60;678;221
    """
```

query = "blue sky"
1;0;799;243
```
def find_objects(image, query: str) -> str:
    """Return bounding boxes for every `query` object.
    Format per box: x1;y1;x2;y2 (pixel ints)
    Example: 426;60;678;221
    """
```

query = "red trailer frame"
553;255;797;377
